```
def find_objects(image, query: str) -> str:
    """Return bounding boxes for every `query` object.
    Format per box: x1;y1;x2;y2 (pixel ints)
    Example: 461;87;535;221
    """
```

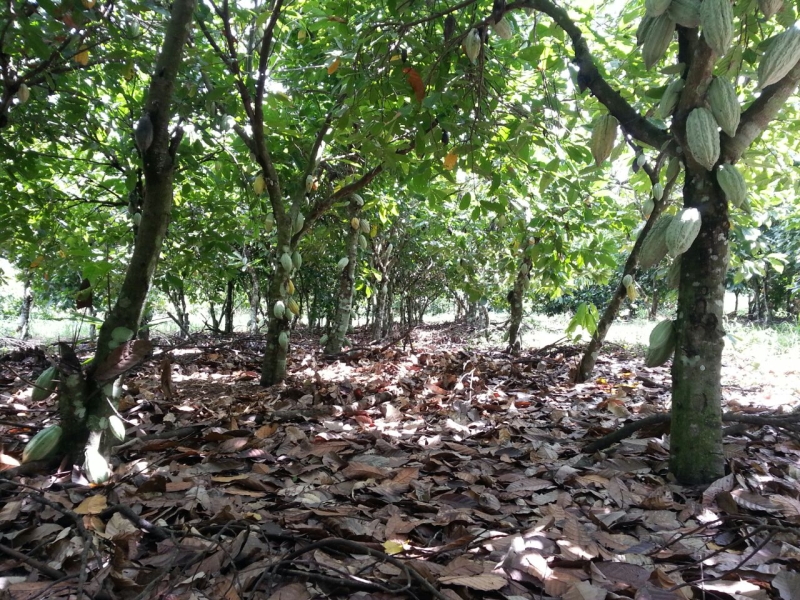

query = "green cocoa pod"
591;114;619;166
642;13;676;69
22;425;62;463
700;0;733;57
665;208;702;258
666;257;681;290
293;212;305;234
686;107;719;171
645;319;676;367
32;366;57;402
717;163;747;208
645;0;672;17
639;215;674;269
655;78;684;119
109;415;126;441
707;76;740;137
757;24;800;90
668;0;700;28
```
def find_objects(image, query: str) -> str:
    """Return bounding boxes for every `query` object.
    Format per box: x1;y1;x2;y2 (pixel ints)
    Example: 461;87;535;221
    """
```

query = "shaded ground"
0;322;798;600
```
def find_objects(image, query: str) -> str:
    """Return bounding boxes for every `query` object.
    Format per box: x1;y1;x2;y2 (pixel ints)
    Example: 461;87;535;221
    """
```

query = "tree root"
584;410;800;453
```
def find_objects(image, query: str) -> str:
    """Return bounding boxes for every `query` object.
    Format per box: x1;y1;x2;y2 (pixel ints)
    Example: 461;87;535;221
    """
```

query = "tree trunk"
224;279;235;334
507;257;532;355
16;275;33;340
67;0;196;469
88;307;97;341
371;279;388;339
167;285;189;338
649;286;660;320
209;302;221;333
452;291;466;322
763;273;774;323
669;172;727;485
387;282;394;332
466;301;488;328
326;201;360;354
246;264;260;333
733;292;739;315
260;266;291;386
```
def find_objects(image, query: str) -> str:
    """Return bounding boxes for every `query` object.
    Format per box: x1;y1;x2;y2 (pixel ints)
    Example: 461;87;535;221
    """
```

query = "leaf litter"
0;322;798;600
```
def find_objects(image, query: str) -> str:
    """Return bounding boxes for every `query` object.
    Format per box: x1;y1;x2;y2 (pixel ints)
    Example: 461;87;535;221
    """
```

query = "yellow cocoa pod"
254;174;266;194
350;218;360;230
75;47;89;66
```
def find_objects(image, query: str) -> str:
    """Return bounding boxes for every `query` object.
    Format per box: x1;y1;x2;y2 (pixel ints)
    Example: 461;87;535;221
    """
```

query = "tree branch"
293;164;384;243
722;59;800;163
516;0;670;149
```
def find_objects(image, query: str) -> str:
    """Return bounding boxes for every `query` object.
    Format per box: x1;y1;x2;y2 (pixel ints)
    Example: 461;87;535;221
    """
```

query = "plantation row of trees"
3;0;800;485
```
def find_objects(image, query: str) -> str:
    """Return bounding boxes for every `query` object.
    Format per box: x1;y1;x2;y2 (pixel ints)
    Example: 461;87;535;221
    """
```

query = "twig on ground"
0;541;66;580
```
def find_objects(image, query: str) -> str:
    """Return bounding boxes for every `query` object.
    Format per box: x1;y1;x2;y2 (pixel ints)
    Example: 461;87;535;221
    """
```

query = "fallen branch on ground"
584;411;800;453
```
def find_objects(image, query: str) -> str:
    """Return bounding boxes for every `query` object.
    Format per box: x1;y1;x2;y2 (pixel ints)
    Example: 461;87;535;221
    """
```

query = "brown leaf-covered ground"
0;322;799;600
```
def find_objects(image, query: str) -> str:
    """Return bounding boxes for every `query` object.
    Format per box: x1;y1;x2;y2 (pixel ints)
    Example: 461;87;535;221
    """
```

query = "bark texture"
669;173;727;484
246;256;261;333
260;266;291;385
326;201;361;354
507;256;533;355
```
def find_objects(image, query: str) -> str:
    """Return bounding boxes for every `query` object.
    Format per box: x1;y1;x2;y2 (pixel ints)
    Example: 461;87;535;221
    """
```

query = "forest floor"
0;321;799;600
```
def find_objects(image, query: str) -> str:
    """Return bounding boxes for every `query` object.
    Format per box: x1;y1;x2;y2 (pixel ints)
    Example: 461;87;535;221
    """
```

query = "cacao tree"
497;0;800;483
